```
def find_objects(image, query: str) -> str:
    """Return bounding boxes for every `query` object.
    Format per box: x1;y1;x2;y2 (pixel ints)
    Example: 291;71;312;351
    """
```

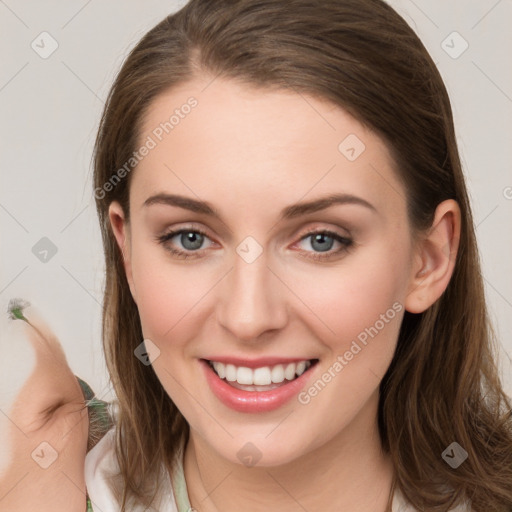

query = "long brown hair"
92;1;512;510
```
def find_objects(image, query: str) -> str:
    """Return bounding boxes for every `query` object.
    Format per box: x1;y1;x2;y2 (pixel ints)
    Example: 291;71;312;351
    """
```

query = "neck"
182;391;396;512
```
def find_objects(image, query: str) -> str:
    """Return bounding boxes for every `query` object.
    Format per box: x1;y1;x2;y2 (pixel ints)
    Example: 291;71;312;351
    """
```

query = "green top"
80;378;192;511
84;437;192;512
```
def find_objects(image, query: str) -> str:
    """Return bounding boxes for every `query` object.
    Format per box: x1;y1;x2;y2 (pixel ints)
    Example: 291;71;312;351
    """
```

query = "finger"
1;300;89;511
7;300;68;366
0;313;37;477
0;300;85;435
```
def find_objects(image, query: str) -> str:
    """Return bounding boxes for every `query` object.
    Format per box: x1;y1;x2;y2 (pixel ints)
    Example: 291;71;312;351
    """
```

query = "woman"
2;0;511;511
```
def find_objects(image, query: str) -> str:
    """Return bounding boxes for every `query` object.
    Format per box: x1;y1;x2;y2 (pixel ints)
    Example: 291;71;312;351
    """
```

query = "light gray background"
1;0;511;402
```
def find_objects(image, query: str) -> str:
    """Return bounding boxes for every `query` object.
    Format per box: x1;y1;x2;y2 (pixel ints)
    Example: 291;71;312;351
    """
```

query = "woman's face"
109;76;421;466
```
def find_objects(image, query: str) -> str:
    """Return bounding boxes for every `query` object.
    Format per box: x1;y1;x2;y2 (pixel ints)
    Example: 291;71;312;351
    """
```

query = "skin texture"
0;306;89;512
109;76;461;512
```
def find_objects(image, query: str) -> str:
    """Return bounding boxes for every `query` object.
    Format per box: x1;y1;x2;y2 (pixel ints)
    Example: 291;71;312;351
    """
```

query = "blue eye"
296;229;353;261
156;227;353;261
156;228;211;259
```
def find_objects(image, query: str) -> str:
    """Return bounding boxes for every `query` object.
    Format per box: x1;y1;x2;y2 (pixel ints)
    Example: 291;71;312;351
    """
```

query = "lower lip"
200;359;317;413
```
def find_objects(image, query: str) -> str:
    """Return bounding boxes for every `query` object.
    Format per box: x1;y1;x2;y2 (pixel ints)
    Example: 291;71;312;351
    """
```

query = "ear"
108;201;137;304
405;199;461;314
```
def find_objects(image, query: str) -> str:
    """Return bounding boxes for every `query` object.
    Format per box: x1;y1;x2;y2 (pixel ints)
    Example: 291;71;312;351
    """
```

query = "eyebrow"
142;192;377;220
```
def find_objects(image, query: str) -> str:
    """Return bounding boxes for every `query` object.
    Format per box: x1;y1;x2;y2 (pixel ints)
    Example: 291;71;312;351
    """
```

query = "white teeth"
225;364;237;382
209;360;313;386
236;367;253;385
284;363;296;380
270;364;285;383
212;361;225;379
296;361;306;376
253;366;272;385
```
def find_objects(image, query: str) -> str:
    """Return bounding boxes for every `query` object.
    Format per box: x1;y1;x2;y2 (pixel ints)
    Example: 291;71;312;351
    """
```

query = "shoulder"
84;431;474;512
84;426;179;512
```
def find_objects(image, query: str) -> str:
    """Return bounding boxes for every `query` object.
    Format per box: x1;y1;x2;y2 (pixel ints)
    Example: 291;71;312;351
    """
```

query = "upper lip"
201;356;317;369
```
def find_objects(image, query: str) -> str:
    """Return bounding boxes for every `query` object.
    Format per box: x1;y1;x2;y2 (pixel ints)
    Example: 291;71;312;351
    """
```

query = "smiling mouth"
205;358;319;392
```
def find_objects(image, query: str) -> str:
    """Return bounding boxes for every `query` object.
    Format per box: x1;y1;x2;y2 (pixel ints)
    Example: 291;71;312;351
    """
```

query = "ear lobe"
108;201;137;304
405;199;461;314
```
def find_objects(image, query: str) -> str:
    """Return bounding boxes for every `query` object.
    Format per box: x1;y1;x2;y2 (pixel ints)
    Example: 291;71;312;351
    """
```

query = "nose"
215;250;288;342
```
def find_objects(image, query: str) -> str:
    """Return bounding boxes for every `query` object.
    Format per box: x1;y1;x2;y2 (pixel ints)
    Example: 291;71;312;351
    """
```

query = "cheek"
289;246;407;435
128;238;212;344
290;240;410;352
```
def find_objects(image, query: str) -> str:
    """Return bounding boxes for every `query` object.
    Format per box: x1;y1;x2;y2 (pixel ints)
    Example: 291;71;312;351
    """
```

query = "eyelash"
155;226;354;262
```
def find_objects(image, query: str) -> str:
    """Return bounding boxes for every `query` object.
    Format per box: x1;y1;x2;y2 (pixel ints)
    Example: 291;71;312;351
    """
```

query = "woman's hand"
0;300;89;512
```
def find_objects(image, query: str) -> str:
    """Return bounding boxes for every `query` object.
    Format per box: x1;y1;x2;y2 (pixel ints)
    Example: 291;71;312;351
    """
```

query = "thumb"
0;299;84;435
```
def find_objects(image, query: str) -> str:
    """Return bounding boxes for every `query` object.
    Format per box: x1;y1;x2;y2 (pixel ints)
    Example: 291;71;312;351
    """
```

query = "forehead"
131;76;405;221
